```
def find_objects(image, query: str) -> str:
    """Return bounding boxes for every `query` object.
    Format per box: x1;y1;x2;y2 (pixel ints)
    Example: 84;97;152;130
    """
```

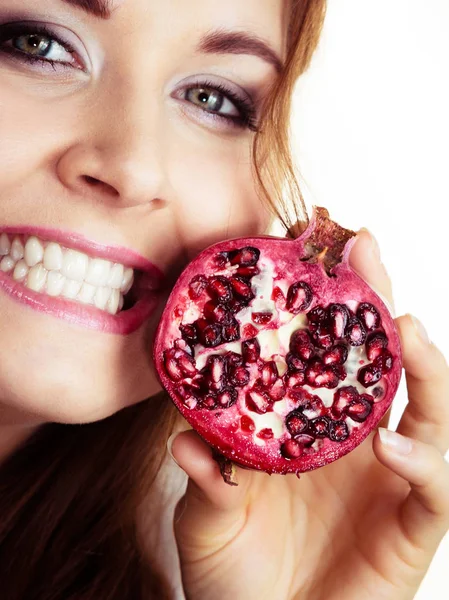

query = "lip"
0;226;166;335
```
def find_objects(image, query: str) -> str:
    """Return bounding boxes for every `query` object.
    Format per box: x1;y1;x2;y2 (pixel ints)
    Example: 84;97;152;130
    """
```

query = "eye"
185;87;240;118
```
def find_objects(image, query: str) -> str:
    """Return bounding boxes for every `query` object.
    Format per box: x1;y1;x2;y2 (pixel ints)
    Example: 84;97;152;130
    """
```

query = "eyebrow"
61;0;112;19
198;30;284;73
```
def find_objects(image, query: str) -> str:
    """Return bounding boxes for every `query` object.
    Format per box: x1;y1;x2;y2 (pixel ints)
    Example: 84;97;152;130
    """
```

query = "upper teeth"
0;233;135;315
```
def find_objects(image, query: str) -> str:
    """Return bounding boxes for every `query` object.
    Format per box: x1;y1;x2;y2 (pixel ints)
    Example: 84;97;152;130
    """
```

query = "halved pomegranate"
154;208;402;477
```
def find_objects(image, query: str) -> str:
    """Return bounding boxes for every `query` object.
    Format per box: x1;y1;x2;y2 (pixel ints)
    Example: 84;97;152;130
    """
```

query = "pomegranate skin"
154;208;402;475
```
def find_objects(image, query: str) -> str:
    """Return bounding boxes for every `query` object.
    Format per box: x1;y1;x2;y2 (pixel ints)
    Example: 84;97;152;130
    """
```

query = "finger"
168;430;254;561
349;228;395;314
395;314;449;454
374;429;449;551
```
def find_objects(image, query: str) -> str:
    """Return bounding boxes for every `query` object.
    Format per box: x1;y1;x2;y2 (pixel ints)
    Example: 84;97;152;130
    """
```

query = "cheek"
169;135;271;255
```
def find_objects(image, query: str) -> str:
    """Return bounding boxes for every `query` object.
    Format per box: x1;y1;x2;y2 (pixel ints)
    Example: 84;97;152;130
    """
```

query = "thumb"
169;430;253;560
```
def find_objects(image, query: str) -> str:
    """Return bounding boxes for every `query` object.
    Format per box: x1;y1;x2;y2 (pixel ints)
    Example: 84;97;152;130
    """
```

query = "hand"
169;229;449;600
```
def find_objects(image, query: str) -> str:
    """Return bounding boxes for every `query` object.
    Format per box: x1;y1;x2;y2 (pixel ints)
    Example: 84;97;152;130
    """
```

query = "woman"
0;0;447;598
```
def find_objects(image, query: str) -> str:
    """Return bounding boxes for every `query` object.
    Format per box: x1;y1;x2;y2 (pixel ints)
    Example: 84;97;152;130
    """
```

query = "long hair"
0;2;327;598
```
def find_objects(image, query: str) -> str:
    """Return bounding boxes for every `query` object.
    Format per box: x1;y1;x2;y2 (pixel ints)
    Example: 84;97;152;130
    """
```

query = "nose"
57;84;167;208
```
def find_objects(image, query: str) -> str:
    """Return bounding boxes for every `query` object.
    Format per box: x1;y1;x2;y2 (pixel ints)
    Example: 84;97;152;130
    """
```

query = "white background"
291;0;449;597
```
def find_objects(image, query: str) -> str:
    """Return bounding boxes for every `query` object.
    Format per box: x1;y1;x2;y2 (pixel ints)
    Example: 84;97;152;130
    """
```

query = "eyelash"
0;23;259;132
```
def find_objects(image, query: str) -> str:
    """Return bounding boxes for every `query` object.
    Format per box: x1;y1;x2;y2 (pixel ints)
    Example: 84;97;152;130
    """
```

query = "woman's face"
0;0;287;425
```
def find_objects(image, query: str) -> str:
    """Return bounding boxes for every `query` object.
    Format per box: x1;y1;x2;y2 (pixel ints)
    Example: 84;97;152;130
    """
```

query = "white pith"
0;233;135;315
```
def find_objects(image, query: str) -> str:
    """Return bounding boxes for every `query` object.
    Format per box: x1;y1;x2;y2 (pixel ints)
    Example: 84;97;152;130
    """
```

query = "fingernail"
378;428;413;455
359;228;381;259
167;432;180;467
410;315;431;345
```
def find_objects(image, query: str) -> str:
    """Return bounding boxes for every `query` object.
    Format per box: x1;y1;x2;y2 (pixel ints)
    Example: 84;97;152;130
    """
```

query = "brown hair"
0;1;326;598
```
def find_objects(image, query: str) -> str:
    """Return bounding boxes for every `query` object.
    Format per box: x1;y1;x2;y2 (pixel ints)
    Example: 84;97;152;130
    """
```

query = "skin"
0;1;448;598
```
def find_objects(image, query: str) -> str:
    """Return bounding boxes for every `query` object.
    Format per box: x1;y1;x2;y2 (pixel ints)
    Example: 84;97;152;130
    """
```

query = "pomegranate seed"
286;411;308;436
323;344;348;366
257;428;274;440
357;364;382;387
202;394;218;410
286;281;313;313
229;366;250;387
310;416;330;438
204;355;226;391
242;324;259;339
252;311;273;325
188;275;207;299
163;349;183;381
203;301;230;323
305;359;325;386
281;439;302;459
214;251;229;268
207;276;233;303
240;415;255;432
332;386;358;418
374;350;394;374
218;388;238;408
196;319;222;347
178;354;197;377
260;361;278;386
328;304;350;339
290;329;314;360
295;434;315;447
346;397;372;422
357;303;381;331
242;338;260;363
229;246;260;267
346;318;367;346
329;420;349;442
179;323;198;345
268;379;286;401
222;317;240;343
333;364;347;381
366;332;388;361
307;305;328;323
286;353;306;372
314;367;340;389
311;325;334;350
182;395;198;410
236;266;260;278
285;371;306;388
302;396;327;419
272;286;285;304
228;299;245;314
246;389;272;414
229;276;254;301
224;352;243;368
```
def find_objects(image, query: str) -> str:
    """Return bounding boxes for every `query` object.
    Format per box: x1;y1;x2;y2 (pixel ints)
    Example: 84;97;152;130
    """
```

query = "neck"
0;406;42;466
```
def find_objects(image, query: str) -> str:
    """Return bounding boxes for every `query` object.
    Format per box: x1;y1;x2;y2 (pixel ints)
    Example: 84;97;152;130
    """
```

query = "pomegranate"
154;208;402;478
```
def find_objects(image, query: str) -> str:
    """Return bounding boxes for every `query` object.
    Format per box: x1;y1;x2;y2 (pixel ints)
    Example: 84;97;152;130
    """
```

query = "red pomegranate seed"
179;323;198;345
163;349;183;381
196;319;222;347
373;350;394;374
203;301;230;323
307;305;328;323
252;311;273;325
229;366;250;387
242;338;260;363
305;359;325;386
217;388;238;408
286;353;306;372
271;286;285;304
178;354;197;377
207;276;233;303
311;325;334;350
224;351;243;368
281;438;302;459
222;317;240;343
285;411;308;436
236;265;260;278
246;389;272;414
302;395;327;419
314;367;340;389
323;344;349;365
332;386;358;418
214;251;229;268
229;276;254;301
229;246;260;267
328;303;350;339
357;364;382;388
257;428;274;440
333;364;347;381
205;355;226;391
285;371;306;388
366;332;388;361
242;324;259;339
329;420;349;442
310;416;330;438
290;329;314;360
240;415;255;432
202;394;218;410
268;379;286;401
188;275;207;299
286;281;313;313
357;303;381;331
260;361;278;387
346;318;367;346
346;397;372;422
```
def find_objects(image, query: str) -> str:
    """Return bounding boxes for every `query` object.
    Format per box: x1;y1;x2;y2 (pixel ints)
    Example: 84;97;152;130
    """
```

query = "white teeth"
46;271;65;296
24;236;44;267
107;288;120;314
94;286;111;310
78;282;96;305
118;294;124;311
61;249;88;282
86;258;111;287
107;263;125;289
10;237;24;262
121;267;134;294
27;264;48;292
62;279;82;299
0;256;15;272
0;233;11;256
13;259;29;282
44;242;63;271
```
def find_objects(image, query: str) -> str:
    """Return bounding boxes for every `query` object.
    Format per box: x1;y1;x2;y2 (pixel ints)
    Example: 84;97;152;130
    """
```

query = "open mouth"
0;232;145;316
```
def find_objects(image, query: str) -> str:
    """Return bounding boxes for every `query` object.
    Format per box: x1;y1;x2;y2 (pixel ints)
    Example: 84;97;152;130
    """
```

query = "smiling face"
0;0;288;424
